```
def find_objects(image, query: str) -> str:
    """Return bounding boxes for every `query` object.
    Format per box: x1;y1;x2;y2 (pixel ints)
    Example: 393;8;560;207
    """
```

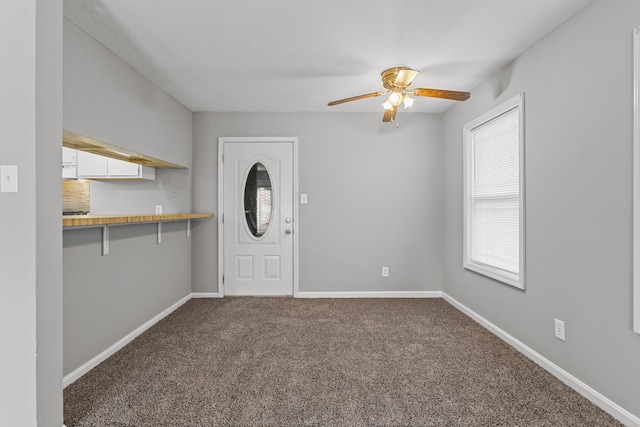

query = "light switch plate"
0;165;18;193
300;194;308;204
155;205;163;215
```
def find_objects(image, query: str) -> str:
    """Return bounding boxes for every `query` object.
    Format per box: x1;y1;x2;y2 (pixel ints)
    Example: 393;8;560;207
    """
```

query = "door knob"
285;218;292;224
285;229;292;235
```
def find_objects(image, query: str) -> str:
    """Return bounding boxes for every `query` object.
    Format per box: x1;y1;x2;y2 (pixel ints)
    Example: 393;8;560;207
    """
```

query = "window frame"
633;27;640;334
463;93;526;289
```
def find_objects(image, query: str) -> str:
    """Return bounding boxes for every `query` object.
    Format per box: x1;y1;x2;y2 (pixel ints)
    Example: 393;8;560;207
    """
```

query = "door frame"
217;136;299;297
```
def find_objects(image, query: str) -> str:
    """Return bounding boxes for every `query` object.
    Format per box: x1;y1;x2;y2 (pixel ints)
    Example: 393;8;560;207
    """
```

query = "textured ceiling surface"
63;0;593;113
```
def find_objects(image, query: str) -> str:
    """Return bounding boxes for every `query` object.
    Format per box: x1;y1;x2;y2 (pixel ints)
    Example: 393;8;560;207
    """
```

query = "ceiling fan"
328;67;470;122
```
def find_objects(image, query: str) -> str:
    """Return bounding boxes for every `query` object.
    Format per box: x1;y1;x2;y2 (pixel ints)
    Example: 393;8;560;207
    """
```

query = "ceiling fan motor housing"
381;67;419;90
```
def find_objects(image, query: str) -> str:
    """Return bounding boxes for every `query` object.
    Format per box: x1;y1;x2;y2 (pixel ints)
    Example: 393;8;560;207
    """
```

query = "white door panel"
222;140;294;296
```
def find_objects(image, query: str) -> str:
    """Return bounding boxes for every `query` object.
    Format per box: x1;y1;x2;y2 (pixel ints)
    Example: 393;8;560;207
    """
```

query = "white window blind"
464;94;524;288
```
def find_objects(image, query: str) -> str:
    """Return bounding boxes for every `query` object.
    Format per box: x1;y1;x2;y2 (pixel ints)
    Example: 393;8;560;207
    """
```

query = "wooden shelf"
63;213;213;256
63;213;212;228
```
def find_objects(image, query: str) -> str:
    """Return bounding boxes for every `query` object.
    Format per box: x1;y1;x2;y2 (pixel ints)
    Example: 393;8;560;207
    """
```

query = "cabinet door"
62;165;77;179
77;151;108;177
107;158;141;177
62;147;77;165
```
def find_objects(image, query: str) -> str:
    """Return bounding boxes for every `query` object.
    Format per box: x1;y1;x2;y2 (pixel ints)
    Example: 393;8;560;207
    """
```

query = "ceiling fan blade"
395;68;420;86
328;91;384;106
412;88;470;101
382;106;397;122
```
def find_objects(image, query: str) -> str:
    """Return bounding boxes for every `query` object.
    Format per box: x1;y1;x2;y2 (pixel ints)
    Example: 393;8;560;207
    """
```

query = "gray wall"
63;222;192;375
192;112;443;294
37;0;64;424
1;2;39;424
442;0;640;417
63;19;196;376
1;1;63;425
64;19;193;215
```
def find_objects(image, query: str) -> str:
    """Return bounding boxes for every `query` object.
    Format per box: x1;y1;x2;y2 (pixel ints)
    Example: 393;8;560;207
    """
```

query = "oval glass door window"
244;162;273;238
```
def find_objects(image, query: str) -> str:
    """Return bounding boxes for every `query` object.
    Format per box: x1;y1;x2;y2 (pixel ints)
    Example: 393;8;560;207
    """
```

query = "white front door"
220;138;295;296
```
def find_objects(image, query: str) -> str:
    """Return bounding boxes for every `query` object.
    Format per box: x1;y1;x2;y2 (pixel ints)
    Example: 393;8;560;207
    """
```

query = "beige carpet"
64;298;621;426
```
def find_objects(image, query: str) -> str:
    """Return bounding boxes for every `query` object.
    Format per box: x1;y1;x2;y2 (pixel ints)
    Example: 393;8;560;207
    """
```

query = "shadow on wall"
492;60;516;99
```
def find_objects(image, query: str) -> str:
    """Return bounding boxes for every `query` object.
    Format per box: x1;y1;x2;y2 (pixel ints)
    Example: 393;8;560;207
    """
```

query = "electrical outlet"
155;205;163;215
382;267;389;277
554;319;565;341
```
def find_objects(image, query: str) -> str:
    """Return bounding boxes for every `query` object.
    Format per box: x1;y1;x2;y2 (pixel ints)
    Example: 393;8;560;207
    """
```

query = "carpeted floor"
64;298;622;426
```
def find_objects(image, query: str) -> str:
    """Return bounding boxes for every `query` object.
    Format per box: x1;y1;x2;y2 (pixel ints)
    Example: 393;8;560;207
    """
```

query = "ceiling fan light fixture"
388;91;404;107
382;100;393;110
403;96;414;109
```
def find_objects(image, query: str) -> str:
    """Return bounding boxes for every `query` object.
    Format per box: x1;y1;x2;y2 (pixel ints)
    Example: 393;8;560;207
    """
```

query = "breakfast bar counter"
63;213;213;255
63;213;213;228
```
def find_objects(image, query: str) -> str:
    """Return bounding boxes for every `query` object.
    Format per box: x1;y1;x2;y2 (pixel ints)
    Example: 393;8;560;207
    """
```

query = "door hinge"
222;214;224;224
222;275;225;284
222;153;224;163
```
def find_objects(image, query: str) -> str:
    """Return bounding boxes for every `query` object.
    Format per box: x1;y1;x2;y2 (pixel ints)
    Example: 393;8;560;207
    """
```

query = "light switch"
300;194;308;204
0;165;18;193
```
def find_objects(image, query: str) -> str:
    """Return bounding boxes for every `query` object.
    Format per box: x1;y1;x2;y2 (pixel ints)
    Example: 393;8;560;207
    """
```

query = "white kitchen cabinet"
77;151;155;180
107;157;141;176
62;147;78;179
63;166;78;179
62;147;77;164
77;151;108;177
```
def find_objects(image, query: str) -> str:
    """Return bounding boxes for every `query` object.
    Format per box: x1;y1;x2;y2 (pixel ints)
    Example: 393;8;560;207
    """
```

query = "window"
463;93;525;289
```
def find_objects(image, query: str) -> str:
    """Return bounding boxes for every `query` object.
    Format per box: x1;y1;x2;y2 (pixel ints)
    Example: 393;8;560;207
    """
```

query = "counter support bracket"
102;225;109;256
63;214;213;254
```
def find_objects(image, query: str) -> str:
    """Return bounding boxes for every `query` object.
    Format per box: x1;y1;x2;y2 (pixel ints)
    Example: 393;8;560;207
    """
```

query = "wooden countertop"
63;213;213;227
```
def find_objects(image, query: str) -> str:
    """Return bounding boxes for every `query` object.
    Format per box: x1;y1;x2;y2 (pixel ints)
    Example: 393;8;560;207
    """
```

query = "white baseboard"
442;293;640;427
63;293;192;388
296;291;443;298
191;292;223;298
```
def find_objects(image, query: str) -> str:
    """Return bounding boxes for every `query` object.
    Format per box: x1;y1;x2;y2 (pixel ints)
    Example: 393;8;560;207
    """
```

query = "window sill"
464;262;524;290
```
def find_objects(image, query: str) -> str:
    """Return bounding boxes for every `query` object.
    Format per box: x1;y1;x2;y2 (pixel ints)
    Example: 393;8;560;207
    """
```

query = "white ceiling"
63;0;593;114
